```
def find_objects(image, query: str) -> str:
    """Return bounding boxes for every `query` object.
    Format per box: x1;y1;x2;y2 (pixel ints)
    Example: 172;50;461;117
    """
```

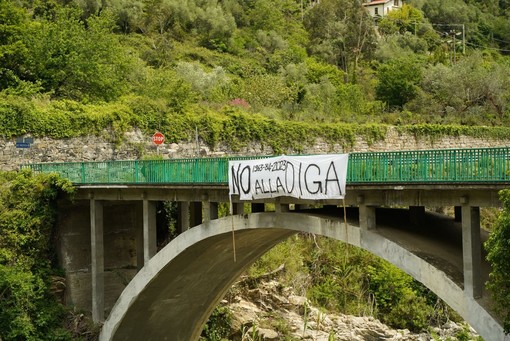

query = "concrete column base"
178;201;190;233
143;199;157;265
203;202;219;222
462;204;482;298
90;199;104;323
359;204;376;230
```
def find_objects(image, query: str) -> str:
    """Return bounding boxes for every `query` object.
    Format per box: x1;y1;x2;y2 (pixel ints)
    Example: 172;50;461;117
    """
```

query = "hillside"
1;0;510;340
1;0;509;141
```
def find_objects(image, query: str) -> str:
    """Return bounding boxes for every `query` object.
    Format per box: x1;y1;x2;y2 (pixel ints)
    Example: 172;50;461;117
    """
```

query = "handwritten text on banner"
228;154;349;200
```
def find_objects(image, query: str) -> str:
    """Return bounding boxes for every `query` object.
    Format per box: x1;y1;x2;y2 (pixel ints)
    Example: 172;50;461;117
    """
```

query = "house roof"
362;0;392;6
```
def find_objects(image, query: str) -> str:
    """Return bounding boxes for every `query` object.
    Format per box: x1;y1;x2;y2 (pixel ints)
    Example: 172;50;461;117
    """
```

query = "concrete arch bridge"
26;147;510;340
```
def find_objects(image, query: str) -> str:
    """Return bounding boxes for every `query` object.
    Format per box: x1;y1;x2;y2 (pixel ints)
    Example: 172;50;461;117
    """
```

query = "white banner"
228;154;349;200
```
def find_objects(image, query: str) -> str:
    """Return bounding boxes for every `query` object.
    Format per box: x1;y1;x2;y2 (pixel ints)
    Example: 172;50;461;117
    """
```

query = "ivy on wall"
397;124;510;143
4;95;509;155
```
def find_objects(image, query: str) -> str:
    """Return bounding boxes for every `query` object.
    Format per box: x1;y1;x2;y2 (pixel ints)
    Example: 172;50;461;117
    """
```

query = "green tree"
492;15;510;52
375;34;429;62
173;62;229;102
300;78;338;119
241;0;305;44
421;0;477;25
24;7;138;101
502;0;510;12
240;74;294;110
196;0;236;51
408;52;510;123
377;4;440;56
303;58;345;87
485;189;510;333
0;1;32;91
304;0;376;81
378;4;425;35
74;0;102;18
107;0;145;33
229;0;307;70
131;66;194;113
375;56;424;108
137;0;236;50
420;0;484;48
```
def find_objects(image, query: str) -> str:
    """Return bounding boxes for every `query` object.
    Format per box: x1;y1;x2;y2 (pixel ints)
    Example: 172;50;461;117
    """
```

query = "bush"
376;56;424;109
0;170;74;340
367;260;434;332
200;306;232;341
485;189;510;333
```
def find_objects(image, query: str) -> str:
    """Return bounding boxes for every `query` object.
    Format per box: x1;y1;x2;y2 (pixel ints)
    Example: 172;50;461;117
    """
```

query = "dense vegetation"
1;0;510;140
486;190;510;334
0;171;74;340
246;236;462;333
1;0;510;339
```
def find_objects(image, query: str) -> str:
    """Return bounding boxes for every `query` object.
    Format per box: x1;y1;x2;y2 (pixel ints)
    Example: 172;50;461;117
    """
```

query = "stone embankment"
1;127;509;171
226;280;480;341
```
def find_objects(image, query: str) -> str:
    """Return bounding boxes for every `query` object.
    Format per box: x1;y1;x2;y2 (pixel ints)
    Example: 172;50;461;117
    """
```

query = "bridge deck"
25;147;510;185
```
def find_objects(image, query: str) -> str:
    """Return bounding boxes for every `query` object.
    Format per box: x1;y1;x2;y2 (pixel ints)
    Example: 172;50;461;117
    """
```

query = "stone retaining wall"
1;127;509;171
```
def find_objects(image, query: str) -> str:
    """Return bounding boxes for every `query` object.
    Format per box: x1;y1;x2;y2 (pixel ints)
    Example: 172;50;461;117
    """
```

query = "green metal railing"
24;147;510;185
347;147;510;183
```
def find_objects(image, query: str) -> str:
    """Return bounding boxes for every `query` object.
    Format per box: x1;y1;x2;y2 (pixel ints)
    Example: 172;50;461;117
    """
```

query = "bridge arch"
100;212;506;341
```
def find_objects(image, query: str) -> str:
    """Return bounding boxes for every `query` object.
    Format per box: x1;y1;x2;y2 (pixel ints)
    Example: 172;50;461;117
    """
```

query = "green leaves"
0;171;74;340
378;4;425;35
0;0;32;90
200;306;232;341
376;56;424;108
485;189;510;333
367;260;434;332
0;0;509;130
304;0;376;75
405;52;510;123
22;7;137;101
249;235;446;332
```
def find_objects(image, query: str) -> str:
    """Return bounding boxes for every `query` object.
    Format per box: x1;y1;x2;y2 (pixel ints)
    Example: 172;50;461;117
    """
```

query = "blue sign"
15;137;34;149
16;142;31;148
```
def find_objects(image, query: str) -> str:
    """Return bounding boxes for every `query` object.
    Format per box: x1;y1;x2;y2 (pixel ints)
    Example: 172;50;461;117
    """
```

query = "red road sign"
152;132;165;145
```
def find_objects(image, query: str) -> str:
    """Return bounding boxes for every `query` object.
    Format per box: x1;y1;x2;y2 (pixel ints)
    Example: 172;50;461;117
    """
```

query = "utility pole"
432;23;466;55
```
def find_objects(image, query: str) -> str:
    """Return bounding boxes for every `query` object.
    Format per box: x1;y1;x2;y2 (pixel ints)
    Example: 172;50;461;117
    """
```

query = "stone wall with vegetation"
2;126;509;171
